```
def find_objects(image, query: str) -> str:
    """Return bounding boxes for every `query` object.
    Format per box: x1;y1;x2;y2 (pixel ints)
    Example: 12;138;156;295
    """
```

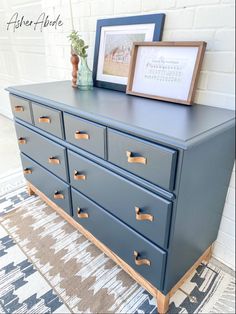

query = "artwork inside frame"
93;14;165;92
126;41;207;105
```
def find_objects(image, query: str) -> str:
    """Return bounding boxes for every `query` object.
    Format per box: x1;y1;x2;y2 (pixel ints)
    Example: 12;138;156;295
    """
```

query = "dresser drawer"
68;150;172;249
32;102;64;139
108;129;177;191
64;113;106;159
71;188;166;289
15;123;68;182
10;95;33;124
21;154;71;215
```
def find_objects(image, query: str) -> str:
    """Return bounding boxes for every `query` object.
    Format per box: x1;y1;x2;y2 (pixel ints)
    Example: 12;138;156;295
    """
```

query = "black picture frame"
93;13;165;92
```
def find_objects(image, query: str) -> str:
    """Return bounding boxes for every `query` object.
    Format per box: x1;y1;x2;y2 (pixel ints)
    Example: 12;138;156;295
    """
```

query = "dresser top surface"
7;80;235;148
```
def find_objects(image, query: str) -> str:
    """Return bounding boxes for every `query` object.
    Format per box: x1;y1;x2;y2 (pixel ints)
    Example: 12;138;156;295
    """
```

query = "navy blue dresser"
7;81;235;313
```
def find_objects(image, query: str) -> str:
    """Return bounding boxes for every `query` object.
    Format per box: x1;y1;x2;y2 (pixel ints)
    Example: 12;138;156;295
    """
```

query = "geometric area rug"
0;174;235;313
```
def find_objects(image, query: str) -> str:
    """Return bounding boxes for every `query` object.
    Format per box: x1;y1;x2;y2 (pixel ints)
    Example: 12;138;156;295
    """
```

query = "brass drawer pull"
77;207;89;219
14;105;24;112
38;116;51;123
18;137;27;144
135;207;154;222
23;168;32;175
134;251;151;266
53;191;64;199
74;170;86;181
48;156;60;164
126;151;147;165
74;131;90;140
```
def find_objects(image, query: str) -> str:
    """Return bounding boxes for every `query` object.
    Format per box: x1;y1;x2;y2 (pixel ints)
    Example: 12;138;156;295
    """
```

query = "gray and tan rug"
0;173;235;313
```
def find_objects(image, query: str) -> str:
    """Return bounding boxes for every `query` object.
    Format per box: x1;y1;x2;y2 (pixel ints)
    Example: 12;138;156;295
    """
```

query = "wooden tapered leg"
27;183;35;196
203;244;213;263
156;291;170;314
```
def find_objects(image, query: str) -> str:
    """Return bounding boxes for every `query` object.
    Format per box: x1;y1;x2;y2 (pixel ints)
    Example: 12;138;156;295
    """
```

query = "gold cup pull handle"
18;137;27;144
135;207;154;222
38;116;51;123
74;170;86;181
74;131;90;140
48;156;60;164
134;251;151;267
126;151;147;165
23;168;32;175
77;208;89;219
14;105;24;112
53;191;64;199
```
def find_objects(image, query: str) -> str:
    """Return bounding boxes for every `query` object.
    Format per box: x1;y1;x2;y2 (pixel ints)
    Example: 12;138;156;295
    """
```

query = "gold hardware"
135;207;154;222
77;207;89;219
74;170;86;181
74;131;90;140
126;151;147;164
18;137;27;144
48;157;60;164
23;168;32;175
14;105;24;112
134;251;151;266
53;191;64;199
38;116;51;123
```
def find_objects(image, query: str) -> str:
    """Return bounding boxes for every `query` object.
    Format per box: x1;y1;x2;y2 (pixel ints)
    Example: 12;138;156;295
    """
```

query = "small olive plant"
68;31;88;58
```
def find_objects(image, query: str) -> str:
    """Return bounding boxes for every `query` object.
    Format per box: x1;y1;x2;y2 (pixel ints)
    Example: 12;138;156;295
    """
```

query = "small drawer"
64;113;106;159
108;129;177;191
21;154;71;215
32;102;64;139
68;150;172;249
10;94;33;124
71;188;166;290
15;123;68;182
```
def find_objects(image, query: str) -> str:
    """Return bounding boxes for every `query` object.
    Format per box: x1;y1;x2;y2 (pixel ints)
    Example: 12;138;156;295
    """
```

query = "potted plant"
69;31;93;90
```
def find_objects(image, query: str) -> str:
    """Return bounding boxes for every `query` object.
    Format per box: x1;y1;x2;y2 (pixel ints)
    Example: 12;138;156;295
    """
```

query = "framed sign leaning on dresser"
127;41;206;105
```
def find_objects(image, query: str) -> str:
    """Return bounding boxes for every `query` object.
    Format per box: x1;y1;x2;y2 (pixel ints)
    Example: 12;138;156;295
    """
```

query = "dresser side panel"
164;125;235;293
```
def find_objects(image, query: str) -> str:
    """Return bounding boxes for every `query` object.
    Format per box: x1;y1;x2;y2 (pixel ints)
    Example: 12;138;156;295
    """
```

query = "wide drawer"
64;113;106;159
108;129;177;191
10;94;33;124
15;123;68;182
21;154;71;215
32;102;64;139
68;150;172;249
71;188;166;290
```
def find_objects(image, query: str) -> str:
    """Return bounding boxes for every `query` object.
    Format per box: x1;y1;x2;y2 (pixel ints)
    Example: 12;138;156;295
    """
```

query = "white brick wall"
40;0;236;111
0;0;235;269
195;4;234;28
115;0;141;14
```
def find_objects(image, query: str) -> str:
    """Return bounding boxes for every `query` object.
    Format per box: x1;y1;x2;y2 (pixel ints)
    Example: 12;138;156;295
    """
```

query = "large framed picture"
126;41;206;105
93;14;165;92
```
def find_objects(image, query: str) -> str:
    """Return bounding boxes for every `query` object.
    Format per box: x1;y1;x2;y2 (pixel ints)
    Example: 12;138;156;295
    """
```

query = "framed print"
126;42;207;105
93;14;165;92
